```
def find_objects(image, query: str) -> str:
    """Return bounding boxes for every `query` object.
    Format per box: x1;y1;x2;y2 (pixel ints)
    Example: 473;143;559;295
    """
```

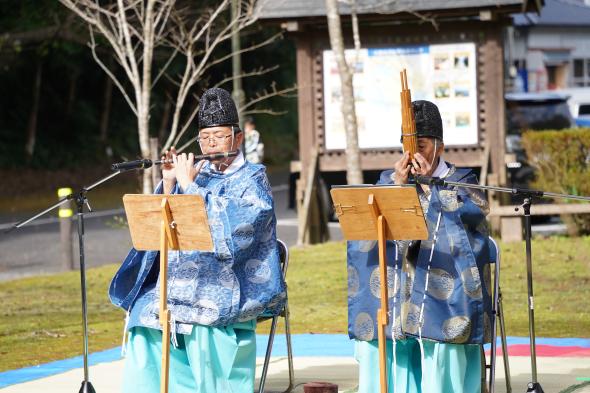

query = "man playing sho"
109;87;286;392
348;100;492;393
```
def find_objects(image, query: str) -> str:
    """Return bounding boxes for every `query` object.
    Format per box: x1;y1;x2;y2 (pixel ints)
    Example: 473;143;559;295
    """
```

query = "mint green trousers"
355;338;481;393
123;322;256;393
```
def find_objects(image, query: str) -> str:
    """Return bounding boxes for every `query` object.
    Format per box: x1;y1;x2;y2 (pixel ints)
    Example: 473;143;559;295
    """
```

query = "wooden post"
368;194;389;393
501;216;523;242
297;146;319;246
57;187;74;271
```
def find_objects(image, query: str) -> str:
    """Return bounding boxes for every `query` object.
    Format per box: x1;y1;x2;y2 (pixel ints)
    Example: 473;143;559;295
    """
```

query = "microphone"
111;151;239;171
111;159;153;171
415;175;446;187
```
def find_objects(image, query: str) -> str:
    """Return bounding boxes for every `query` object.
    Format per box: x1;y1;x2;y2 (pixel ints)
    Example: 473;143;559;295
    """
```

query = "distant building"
508;0;590;91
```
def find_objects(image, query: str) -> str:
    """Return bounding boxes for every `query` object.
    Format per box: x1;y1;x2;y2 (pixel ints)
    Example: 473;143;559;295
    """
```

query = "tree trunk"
139;0;157;194
24;61;43;163
99;59;114;149
65;70;79;121
325;0;363;185
231;0;245;122
138;109;153;193
351;0;361;60
158;96;172;143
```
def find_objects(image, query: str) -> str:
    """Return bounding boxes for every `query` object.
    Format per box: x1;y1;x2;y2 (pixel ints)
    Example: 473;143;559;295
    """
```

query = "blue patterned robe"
347;164;492;344
109;160;286;334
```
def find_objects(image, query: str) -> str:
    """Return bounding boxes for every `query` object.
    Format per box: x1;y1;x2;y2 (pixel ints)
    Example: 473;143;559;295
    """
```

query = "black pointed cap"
413;100;443;141
198;87;240;130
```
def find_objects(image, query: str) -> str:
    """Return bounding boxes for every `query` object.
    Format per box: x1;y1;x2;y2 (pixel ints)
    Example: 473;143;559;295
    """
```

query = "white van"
554;87;590;118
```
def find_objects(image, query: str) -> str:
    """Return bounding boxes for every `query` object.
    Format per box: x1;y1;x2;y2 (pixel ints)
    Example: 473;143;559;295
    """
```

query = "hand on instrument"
393;151;412;184
410;152;434;177
161;147;177;182
174;153;203;191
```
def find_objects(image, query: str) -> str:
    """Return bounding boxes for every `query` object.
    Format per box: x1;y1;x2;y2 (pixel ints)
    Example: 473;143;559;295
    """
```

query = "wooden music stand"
330;185;428;393
123;194;214;393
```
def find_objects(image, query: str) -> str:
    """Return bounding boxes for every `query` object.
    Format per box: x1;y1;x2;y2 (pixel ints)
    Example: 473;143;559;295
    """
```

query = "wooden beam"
297;146;319;245
295;33;314;186
490;203;590;217
317;148;486;172
479;26;507;186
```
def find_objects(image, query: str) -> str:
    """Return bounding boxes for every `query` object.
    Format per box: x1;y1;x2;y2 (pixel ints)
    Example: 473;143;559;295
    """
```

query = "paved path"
2;355;590;392
2;335;590;392
0;178;342;281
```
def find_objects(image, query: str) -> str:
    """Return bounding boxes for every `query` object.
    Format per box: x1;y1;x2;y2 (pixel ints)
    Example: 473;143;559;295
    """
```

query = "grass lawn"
0;175;139;219
1;237;589;372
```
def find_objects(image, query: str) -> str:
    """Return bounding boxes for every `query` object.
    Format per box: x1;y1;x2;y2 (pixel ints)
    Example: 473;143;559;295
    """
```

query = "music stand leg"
159;219;171;393
159;198;180;393
368;194;389;393
498;290;512;393
523;199;544;393
79;381;96;393
377;215;388;393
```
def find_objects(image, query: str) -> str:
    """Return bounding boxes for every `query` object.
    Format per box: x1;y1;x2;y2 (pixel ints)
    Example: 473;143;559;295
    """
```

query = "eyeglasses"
197;133;233;144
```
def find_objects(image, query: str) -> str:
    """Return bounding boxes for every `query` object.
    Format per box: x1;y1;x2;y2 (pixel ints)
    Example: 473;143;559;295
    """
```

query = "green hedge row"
522;128;590;235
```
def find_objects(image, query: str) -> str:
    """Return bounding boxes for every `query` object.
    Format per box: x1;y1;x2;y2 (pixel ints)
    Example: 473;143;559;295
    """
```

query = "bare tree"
58;0;284;193
325;0;363;184
58;0;173;192
99;57;114;147
24;60;43;163
161;2;284;150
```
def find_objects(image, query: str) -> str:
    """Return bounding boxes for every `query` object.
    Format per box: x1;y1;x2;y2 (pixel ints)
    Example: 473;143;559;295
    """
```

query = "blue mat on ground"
1;335;589;388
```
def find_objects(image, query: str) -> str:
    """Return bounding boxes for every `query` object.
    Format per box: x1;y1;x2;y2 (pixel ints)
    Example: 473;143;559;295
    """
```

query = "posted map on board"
323;43;478;150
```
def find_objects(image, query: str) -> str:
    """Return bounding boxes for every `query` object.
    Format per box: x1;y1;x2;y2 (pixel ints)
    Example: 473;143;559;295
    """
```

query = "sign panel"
323;43;478;150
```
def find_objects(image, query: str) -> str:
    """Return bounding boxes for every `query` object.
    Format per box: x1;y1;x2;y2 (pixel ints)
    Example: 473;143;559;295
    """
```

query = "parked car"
558;87;590;127
505;92;574;192
574;102;590;127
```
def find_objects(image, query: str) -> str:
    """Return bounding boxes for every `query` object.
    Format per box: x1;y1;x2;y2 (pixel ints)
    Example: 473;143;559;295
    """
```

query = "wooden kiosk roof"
258;0;540;20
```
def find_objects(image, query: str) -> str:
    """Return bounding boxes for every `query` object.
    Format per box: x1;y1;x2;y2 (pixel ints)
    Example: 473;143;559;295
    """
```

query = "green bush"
522;128;590;235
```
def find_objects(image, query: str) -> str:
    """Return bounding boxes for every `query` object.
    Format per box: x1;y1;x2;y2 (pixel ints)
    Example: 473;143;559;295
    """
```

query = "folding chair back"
257;239;294;393
486;236;512;393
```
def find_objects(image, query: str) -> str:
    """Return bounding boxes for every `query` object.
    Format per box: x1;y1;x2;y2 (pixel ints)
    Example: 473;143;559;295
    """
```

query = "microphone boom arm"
414;176;590;202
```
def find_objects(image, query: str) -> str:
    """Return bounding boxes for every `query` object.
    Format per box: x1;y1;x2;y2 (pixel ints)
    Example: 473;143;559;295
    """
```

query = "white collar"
431;158;450;178
211;150;245;174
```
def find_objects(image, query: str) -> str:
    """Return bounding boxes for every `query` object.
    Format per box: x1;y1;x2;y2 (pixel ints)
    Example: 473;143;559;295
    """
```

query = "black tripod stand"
416;175;590;393
5;170;123;393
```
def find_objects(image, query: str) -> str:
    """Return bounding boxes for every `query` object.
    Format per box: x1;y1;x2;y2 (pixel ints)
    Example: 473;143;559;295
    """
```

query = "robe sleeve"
177;170;275;261
452;173;490;230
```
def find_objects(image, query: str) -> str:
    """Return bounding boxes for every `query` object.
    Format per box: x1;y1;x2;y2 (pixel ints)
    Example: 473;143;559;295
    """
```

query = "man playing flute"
348;100;492;393
109;87;286;392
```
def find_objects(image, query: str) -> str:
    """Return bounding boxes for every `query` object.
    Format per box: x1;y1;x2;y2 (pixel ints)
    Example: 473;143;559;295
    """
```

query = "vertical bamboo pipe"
400;69;417;160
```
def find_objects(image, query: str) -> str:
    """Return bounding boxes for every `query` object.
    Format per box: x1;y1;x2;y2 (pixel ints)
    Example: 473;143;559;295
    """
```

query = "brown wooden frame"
293;19;510;189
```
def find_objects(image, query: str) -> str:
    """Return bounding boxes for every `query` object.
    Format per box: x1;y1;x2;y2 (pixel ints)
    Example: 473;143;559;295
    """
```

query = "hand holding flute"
162;147;207;194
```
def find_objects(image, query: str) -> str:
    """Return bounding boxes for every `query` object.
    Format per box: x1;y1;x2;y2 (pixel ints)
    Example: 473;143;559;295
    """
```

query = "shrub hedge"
522;128;590;235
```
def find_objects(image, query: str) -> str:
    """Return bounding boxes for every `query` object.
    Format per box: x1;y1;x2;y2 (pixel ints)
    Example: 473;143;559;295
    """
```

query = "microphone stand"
5;170;123;393
416;176;590;393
